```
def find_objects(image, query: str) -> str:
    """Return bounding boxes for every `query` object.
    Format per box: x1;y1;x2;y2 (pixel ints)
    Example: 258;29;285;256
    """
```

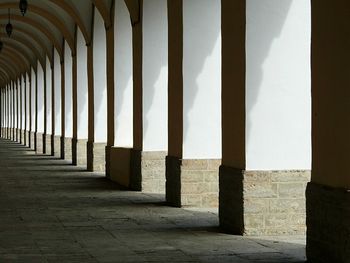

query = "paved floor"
0;138;306;262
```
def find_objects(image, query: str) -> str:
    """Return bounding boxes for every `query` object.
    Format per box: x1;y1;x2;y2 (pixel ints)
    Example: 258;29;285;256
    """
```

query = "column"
12;81;15;141
220;0;311;235
19;75;23;144
45;57;52;154
25;73;29;146
88;7;108;172
53;49;62;157
30;67;36;149
306;1;350;262
15;79;19;141
37;62;45;153
75;28;88;167
110;0;168;194
166;0;222;207
110;0;134;187
64;41;73;161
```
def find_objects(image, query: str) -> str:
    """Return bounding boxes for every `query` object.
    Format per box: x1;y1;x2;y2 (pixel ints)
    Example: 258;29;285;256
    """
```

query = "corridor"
0;138;305;263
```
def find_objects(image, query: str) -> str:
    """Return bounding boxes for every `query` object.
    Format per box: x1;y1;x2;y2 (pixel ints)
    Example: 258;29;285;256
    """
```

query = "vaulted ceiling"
0;0;114;86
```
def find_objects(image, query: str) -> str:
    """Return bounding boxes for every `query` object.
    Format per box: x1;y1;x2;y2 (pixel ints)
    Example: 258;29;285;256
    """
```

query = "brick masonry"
36;132;44;154
110;149;166;194
53;136;61;158
64;137;72;161
129;150;167;193
87;142;106;172
166;156;220;208
45;134;51;155
30;132;35;150
74;139;87;167
219;165;310;235
306;182;350;263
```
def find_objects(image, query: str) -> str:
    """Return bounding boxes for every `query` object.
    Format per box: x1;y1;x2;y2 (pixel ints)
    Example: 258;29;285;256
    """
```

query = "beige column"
28;72;32;148
306;1;350;262
219;0;246;233
19;76;23;144
72;26;78;165
15;79;18;142
106;19;115;178
60;51;66;159
86;7;95;172
166;0;183;206
23;74;27;146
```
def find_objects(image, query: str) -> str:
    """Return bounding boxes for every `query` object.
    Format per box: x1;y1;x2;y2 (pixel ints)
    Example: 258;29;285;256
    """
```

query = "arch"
1;50;29;74
49;0;90;44
0;14;63;58
0;67;11;82
92;0;111;27
2;44;33;70
0;35;44;68
0;60;17;79
0;3;74;51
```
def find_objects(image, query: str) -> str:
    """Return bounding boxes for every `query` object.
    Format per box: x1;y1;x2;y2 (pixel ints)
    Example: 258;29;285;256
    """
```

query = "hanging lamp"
6;9;13;37
19;0;28;16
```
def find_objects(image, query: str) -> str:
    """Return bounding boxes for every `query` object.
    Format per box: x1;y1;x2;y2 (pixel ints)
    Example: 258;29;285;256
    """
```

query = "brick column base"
306;182;350;263
73;139;87;167
87;141;106;172
36;132;44;154
30;131;35;150
219;165;310;235
44;134;51;155
109;148;166;193
166;156;220;208
64;137;72;162
53;135;61;157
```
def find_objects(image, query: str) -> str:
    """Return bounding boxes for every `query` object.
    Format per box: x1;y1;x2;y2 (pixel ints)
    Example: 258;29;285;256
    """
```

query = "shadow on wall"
142;0;168;149
245;0;292;144
115;0;133;147
183;0;221;157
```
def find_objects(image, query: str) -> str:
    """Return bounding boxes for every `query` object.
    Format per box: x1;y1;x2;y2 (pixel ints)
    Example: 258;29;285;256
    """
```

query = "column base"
30;131;35;150
64;137;72;162
16;128;20;142
53;135;61;157
45;134;52;155
20;129;25;145
219;165;310;235
36;132;44;154
24;130;29;147
166;156;220;208
73;139;87;167
87;141;106;172
109;149;166;193
306;182;350;263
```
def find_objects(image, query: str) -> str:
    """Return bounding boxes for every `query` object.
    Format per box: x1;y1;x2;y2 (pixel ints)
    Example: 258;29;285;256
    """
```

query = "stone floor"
0;138;306;262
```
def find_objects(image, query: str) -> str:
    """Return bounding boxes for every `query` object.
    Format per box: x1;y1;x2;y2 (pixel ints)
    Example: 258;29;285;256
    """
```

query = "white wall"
9;85;11;128
21;75;25;129
114;0;133;147
25;73;29;131
31;68;36;131
142;0;168;151
64;41;73;138
183;0;222;159
77;28;88;140
37;63;45;133
93;9;107;143
246;0;311;170
14;81;17;129
54;50;61;136
46;57;52;135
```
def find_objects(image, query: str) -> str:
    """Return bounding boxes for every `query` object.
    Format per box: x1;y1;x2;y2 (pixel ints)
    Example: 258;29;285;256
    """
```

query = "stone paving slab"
0;139;306;262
